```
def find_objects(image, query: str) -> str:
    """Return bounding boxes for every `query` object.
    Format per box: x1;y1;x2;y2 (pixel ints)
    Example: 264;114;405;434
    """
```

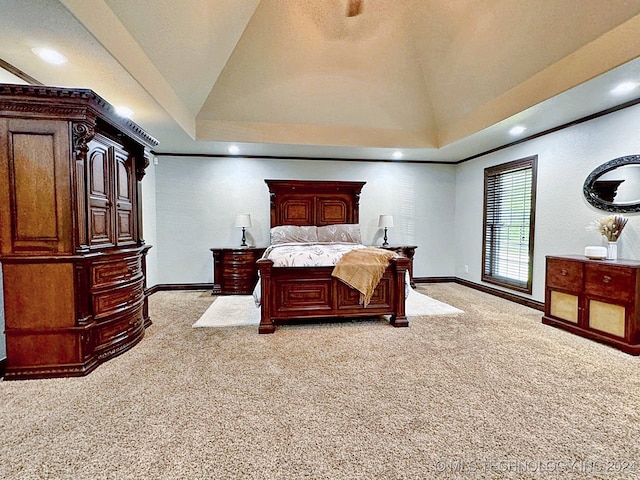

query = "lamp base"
240;227;247;247
382;227;389;247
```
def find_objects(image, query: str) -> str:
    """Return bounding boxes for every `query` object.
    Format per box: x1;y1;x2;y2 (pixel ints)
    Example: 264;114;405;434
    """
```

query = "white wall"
152;157;457;284
455;103;640;302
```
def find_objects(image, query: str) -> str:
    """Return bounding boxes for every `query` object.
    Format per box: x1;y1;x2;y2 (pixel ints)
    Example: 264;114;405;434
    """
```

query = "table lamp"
235;214;252;247
378;214;393;246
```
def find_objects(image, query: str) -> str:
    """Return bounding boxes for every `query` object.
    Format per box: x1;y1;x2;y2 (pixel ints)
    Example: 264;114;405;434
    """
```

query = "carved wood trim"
134;149;150;180
72;121;96;161
265;179;366;227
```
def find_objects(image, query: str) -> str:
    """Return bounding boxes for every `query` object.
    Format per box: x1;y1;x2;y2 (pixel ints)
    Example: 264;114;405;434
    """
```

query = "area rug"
193;288;462;328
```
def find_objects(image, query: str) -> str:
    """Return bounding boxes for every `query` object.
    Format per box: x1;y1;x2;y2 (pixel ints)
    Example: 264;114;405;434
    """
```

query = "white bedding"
260;242;367;267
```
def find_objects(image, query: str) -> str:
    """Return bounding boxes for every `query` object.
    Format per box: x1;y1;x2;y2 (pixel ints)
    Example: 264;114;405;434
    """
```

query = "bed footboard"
256;256;410;333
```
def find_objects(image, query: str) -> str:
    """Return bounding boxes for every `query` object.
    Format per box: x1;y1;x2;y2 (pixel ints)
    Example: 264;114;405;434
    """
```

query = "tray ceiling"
2;0;640;161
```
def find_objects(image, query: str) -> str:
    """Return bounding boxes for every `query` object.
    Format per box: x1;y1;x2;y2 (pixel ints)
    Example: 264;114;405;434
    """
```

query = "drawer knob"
602;275;612;284
561;269;568;276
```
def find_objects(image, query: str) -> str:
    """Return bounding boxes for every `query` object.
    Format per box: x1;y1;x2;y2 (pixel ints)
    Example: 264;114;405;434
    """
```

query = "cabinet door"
0;119;73;254
113;146;136;246
549;290;579;323
587;299;626;338
87;139;114;247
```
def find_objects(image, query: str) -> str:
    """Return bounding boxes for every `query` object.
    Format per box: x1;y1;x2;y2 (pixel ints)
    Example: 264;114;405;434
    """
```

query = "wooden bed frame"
256;179;409;333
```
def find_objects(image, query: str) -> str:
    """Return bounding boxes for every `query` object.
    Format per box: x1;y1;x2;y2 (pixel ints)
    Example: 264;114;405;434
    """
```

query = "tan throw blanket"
331;247;396;306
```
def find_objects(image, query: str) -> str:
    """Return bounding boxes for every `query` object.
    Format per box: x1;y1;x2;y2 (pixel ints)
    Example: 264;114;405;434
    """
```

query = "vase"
607;241;618;260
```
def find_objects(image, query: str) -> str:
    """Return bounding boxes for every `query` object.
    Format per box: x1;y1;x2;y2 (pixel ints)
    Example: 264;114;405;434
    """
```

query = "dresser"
211;247;266;295
379;245;417;288
0;84;157;379
542;255;640;355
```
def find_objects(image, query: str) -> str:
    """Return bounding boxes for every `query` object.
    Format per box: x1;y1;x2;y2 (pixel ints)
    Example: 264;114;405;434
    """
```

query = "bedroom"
1;0;640;477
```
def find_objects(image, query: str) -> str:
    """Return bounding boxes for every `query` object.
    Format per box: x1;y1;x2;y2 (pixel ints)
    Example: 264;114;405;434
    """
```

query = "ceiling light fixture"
228;145;240;155
114;106;133;118
509;125;526;136
31;47;67;65
392;151;403;159
610;81;640;95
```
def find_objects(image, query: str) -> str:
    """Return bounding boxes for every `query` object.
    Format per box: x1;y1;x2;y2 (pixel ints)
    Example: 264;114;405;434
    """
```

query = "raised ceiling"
1;0;640;161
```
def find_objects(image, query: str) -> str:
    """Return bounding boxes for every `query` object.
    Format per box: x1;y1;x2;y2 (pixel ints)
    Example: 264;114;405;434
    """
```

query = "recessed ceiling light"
610;81;640;95
31;47;67;65
509;125;526;136
114;106;133;118
392;151;403;159
228;145;240;155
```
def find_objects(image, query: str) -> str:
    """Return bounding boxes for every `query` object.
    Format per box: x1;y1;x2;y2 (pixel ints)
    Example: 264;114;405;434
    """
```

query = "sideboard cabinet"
0;84;158;379
542;255;640;355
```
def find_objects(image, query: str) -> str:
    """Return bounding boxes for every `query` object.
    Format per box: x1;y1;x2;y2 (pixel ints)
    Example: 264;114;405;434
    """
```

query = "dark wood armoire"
0;84;158;379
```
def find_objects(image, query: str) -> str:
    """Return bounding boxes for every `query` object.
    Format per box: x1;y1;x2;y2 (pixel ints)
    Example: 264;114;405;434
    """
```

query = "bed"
256;179;410;333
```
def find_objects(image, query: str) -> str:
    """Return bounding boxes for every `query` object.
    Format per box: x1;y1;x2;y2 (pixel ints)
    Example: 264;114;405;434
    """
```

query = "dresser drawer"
91;254;142;288
221;251;261;266
585;263;636;302
221;265;257;279
546;258;583;292
93;278;144;319
96;304;144;346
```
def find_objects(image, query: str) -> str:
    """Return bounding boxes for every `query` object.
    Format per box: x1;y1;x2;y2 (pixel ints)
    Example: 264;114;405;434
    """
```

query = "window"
482;156;537;293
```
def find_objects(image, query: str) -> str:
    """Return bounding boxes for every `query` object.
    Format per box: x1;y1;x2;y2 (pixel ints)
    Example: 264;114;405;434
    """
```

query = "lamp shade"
378;214;394;228
235;213;252;228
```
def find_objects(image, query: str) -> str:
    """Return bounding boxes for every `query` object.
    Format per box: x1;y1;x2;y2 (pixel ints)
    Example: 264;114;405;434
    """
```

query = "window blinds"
482;157;536;293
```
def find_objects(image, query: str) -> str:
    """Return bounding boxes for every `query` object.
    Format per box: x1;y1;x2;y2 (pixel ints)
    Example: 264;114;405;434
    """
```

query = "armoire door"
87;137;114;248
113;146;136;246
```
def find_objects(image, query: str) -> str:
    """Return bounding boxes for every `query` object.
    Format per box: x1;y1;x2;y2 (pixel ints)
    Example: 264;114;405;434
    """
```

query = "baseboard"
413;276;456;283
147;283;213;295
453;278;544;311
414;276;544;311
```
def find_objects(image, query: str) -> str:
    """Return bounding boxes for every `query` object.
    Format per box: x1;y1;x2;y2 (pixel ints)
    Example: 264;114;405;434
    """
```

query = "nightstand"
379;245;417;288
210;247;266;295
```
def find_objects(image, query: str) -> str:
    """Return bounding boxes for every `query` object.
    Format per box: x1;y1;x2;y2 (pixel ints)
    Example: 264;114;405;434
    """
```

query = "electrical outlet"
464;265;469;273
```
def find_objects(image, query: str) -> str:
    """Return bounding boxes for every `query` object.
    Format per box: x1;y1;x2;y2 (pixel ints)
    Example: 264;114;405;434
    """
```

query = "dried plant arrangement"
590;215;628;242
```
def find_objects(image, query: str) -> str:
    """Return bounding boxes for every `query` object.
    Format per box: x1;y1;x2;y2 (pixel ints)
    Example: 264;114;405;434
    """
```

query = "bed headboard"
265;180;366;227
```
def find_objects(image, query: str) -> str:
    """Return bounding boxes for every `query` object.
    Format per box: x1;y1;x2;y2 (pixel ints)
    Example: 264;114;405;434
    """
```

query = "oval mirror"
584;155;640;212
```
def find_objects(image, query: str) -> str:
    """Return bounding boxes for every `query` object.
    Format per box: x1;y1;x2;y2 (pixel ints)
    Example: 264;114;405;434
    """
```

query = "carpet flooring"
0;283;638;479
193;288;463;328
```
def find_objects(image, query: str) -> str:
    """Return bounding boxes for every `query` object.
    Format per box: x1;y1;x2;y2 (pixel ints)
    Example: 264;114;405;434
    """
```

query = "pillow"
270;225;318;244
317;224;362;244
